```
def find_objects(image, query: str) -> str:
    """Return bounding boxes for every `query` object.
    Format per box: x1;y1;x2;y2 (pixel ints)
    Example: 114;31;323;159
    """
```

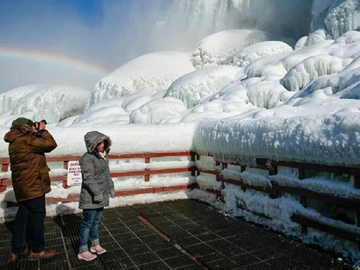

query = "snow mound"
0;85;90;126
307;66;360;97
190;29;295;69
203;77;293;110
244;81;294;108
180;76;294;123
86;52;195;108
130;97;187;124
69;105;129;127
295;29;329;49
0;84;48;114
223;41;293;67
65;92;162;127
164;65;243;108
281;55;344;92
244;40;334;81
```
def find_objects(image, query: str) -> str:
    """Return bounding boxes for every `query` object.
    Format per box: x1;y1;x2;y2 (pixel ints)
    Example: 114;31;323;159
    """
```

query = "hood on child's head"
84;131;112;153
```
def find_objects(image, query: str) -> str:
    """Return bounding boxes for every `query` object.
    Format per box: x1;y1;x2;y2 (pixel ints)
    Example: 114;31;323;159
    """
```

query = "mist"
0;0;316;93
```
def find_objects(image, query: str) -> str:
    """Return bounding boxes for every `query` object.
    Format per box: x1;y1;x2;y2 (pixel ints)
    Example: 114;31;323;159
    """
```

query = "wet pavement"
0;199;356;270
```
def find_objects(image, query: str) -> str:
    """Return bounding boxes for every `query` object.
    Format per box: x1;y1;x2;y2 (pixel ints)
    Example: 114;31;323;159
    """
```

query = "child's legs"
89;208;103;246
79;209;97;253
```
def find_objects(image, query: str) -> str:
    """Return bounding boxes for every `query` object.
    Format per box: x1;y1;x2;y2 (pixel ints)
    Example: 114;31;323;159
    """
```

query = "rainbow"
0;46;110;77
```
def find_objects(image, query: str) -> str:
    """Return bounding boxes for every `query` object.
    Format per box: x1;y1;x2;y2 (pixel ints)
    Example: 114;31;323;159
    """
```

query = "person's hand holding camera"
33;119;47;137
34;121;46;131
34;119;47;131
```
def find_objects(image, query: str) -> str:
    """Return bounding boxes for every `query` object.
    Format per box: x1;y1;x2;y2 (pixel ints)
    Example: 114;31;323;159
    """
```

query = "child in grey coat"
77;131;115;261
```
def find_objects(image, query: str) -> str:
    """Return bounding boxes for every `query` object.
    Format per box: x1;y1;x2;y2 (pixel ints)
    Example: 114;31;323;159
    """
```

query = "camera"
33;119;47;137
34;119;47;130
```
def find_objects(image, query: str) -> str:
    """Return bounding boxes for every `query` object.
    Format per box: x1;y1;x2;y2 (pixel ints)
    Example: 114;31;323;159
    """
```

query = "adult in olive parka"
4;117;57;262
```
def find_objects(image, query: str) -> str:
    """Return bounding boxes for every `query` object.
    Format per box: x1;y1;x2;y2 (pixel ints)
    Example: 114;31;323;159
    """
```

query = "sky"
0;0;173;92
1;0;360;267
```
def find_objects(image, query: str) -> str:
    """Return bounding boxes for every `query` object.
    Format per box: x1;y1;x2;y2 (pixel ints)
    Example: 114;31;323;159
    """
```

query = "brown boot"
8;253;20;263
8;247;29;262
28;249;57;261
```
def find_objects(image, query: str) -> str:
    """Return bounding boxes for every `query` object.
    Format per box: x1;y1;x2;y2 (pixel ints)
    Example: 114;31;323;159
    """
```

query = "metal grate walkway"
0;199;356;270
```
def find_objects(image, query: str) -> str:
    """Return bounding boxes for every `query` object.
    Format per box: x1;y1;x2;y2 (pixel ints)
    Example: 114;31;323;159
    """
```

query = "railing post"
2;163;9;173
0;161;8;192
354;175;360;249
144;156;150;182
190;151;197;177
63;160;69;188
220;162;227;189
298;167;307;234
269;165;278;199
196;154;200;176
215;161;221;182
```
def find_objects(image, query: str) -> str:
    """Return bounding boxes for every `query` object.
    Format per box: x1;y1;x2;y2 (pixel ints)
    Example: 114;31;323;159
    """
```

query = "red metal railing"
0;151;197;204
2;151;360;249
194;154;360;248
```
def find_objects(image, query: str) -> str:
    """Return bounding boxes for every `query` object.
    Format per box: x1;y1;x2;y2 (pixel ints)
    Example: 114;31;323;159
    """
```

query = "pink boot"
90;245;106;255
77;251;97;261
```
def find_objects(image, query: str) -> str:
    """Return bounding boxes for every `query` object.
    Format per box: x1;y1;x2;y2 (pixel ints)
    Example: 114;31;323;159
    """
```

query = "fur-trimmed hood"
84;131;111;153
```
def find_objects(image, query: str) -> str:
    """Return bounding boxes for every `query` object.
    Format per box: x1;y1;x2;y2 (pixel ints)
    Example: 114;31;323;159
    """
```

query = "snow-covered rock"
223;41;293;67
190;29;295;69
0;85;90;126
130;97;187;124
281;54;344;92
164;65;243;108
86;52;195;108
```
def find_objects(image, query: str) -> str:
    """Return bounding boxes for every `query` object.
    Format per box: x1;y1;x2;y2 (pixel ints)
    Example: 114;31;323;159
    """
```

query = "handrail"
2;150;360;250
0;151;197;200
195;155;360;249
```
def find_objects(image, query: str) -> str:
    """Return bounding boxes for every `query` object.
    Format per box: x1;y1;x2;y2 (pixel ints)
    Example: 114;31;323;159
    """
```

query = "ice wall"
157;0;313;51
311;0;334;18
303;0;360;48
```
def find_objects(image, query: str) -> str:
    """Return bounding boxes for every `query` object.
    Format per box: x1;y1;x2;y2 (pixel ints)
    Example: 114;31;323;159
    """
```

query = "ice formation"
164;65;243;108
191;30;295;69
86;52;195;109
0;85;89;125
129;97;187;124
223;41;293;67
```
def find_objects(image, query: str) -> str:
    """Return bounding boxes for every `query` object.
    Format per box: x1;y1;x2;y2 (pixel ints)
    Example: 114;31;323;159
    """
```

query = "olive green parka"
4;123;57;201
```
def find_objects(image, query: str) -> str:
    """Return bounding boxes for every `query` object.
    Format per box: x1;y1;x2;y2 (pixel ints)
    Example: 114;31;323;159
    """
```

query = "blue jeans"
11;195;46;254
79;208;103;253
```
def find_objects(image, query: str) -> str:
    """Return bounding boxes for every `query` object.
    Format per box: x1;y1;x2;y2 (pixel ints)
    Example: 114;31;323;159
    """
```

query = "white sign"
67;161;82;186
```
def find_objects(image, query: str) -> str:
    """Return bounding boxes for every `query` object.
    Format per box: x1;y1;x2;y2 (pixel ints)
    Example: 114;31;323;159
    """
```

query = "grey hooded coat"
78;131;115;209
